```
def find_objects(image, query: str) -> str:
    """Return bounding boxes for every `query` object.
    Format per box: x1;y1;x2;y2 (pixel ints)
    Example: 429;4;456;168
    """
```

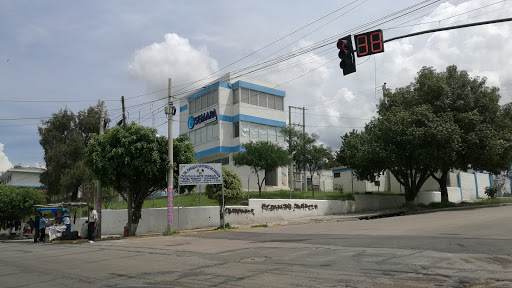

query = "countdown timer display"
354;29;384;57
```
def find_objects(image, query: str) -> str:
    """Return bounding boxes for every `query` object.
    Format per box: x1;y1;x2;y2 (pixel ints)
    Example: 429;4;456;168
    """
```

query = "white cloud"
0;143;13;173
127;33;219;93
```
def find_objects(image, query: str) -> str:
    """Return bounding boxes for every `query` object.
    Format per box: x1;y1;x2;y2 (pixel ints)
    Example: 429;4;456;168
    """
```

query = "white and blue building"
179;73;289;191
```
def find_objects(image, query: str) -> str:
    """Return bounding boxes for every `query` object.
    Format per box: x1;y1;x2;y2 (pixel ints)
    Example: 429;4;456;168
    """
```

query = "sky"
1;0;512;173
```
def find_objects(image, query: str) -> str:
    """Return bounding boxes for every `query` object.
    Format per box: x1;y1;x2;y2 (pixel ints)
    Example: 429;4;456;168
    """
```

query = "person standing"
63;213;71;232
33;213;40;243
87;206;98;243
39;214;47;243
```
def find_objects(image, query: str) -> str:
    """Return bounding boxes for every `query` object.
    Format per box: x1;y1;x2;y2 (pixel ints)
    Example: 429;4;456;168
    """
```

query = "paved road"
1;206;512;287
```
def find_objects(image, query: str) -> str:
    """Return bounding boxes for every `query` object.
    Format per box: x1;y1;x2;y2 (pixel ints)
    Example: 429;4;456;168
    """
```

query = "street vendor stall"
34;202;88;242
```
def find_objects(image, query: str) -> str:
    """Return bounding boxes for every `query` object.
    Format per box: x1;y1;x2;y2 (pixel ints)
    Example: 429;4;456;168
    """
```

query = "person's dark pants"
88;222;95;241
66;224;71;232
39;228;45;243
34;228;39;243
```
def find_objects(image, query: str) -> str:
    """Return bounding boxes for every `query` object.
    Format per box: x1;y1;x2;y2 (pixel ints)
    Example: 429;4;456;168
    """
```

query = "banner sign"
179;164;222;185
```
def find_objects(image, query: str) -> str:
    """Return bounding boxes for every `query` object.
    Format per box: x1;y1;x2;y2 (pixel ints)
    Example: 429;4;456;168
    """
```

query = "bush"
484;185;500;199
205;167;244;205
334;184;344;194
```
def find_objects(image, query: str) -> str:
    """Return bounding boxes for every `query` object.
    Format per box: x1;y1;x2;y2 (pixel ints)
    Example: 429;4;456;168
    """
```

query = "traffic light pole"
384;17;512;43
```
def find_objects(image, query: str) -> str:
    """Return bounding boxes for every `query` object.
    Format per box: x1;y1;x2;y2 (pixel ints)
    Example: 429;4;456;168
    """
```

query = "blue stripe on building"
180;104;188;112
194;145;246;158
188;82;231;101
332;168;352;173
231;81;285;97
218;114;286;127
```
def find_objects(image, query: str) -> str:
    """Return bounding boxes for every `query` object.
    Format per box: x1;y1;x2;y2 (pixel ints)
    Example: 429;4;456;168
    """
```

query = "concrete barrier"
414;191;441;205
64;195;412;236
353;194;405;212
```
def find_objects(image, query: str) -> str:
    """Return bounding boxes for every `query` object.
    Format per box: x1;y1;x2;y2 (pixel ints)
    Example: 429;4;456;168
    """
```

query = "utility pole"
288;106;294;194
302;106;307;191
289;106;307;191
165;78;174;231
122;96;127;129
96;101;105;238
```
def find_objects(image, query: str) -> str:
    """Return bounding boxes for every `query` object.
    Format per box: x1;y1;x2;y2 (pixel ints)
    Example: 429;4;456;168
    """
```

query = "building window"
268;94;275;109
259;93;267;107
334;172;340;178
250;90;259;106
233;88;239;104
239;121;285;143
189;89;218;114
276;96;284;111
190;123;219;146
235;87;283;111
207;92;213;107
233;121;239;138
241;88;250;104
190;99;195;114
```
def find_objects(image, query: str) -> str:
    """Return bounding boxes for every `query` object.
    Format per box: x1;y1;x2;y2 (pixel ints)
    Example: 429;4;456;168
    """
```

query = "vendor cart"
34;202;88;242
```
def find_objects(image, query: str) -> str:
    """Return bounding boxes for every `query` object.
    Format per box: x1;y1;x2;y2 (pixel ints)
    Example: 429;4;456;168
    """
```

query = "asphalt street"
1;206;512;288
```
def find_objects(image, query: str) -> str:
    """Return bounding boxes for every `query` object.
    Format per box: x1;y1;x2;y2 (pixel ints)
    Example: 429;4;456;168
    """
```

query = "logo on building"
188;109;218;129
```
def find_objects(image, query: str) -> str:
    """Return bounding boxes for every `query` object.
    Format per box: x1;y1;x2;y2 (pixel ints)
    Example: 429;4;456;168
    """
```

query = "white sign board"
179;164;223;185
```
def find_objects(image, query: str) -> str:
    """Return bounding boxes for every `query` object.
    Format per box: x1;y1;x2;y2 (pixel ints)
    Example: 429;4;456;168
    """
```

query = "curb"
50;224;281;244
402;202;512;216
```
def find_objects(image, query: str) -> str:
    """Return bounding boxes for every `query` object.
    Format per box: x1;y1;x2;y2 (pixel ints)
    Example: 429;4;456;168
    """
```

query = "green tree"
305;144;333;197
280;127;317;189
205;167;244;227
101;186;118;209
0;186;46;230
84;123;169;236
173;135;196;194
232;141;291;197
379;65;510;202
338;105;460;202
38;103;108;200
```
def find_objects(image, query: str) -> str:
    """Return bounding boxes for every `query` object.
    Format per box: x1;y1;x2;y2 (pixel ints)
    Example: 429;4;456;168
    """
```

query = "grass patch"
251;224;268;228
215;223;236;230
104;190;409;210
162;229;180;236
401;197;512;212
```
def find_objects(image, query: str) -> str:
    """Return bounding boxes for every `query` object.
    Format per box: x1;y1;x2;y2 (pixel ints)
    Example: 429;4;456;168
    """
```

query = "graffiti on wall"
225;207;255;215
261;203;318;212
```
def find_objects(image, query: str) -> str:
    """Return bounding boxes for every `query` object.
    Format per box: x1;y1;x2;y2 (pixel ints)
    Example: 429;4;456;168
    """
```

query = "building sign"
179;164;222;185
188;109;218;129
82;182;94;199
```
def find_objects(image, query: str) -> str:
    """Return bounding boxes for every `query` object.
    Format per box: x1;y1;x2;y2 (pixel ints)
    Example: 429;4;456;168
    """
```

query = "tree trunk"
127;188;133;236
71;187;78;201
256;173;262;197
432;170;449;203
404;187;417;203
130;199;142;236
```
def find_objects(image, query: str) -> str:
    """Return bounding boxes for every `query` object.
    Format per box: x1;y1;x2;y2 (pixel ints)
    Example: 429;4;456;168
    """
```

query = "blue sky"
1;0;512;172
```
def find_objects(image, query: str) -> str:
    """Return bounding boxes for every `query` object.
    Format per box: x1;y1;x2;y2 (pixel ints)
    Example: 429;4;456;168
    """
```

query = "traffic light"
337;35;356;76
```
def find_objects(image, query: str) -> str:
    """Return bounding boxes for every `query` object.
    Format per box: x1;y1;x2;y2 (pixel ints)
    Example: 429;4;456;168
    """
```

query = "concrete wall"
475;172;491;199
447;187;462;203
74;195;419;236
353;195;405;212
414;191;441;205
